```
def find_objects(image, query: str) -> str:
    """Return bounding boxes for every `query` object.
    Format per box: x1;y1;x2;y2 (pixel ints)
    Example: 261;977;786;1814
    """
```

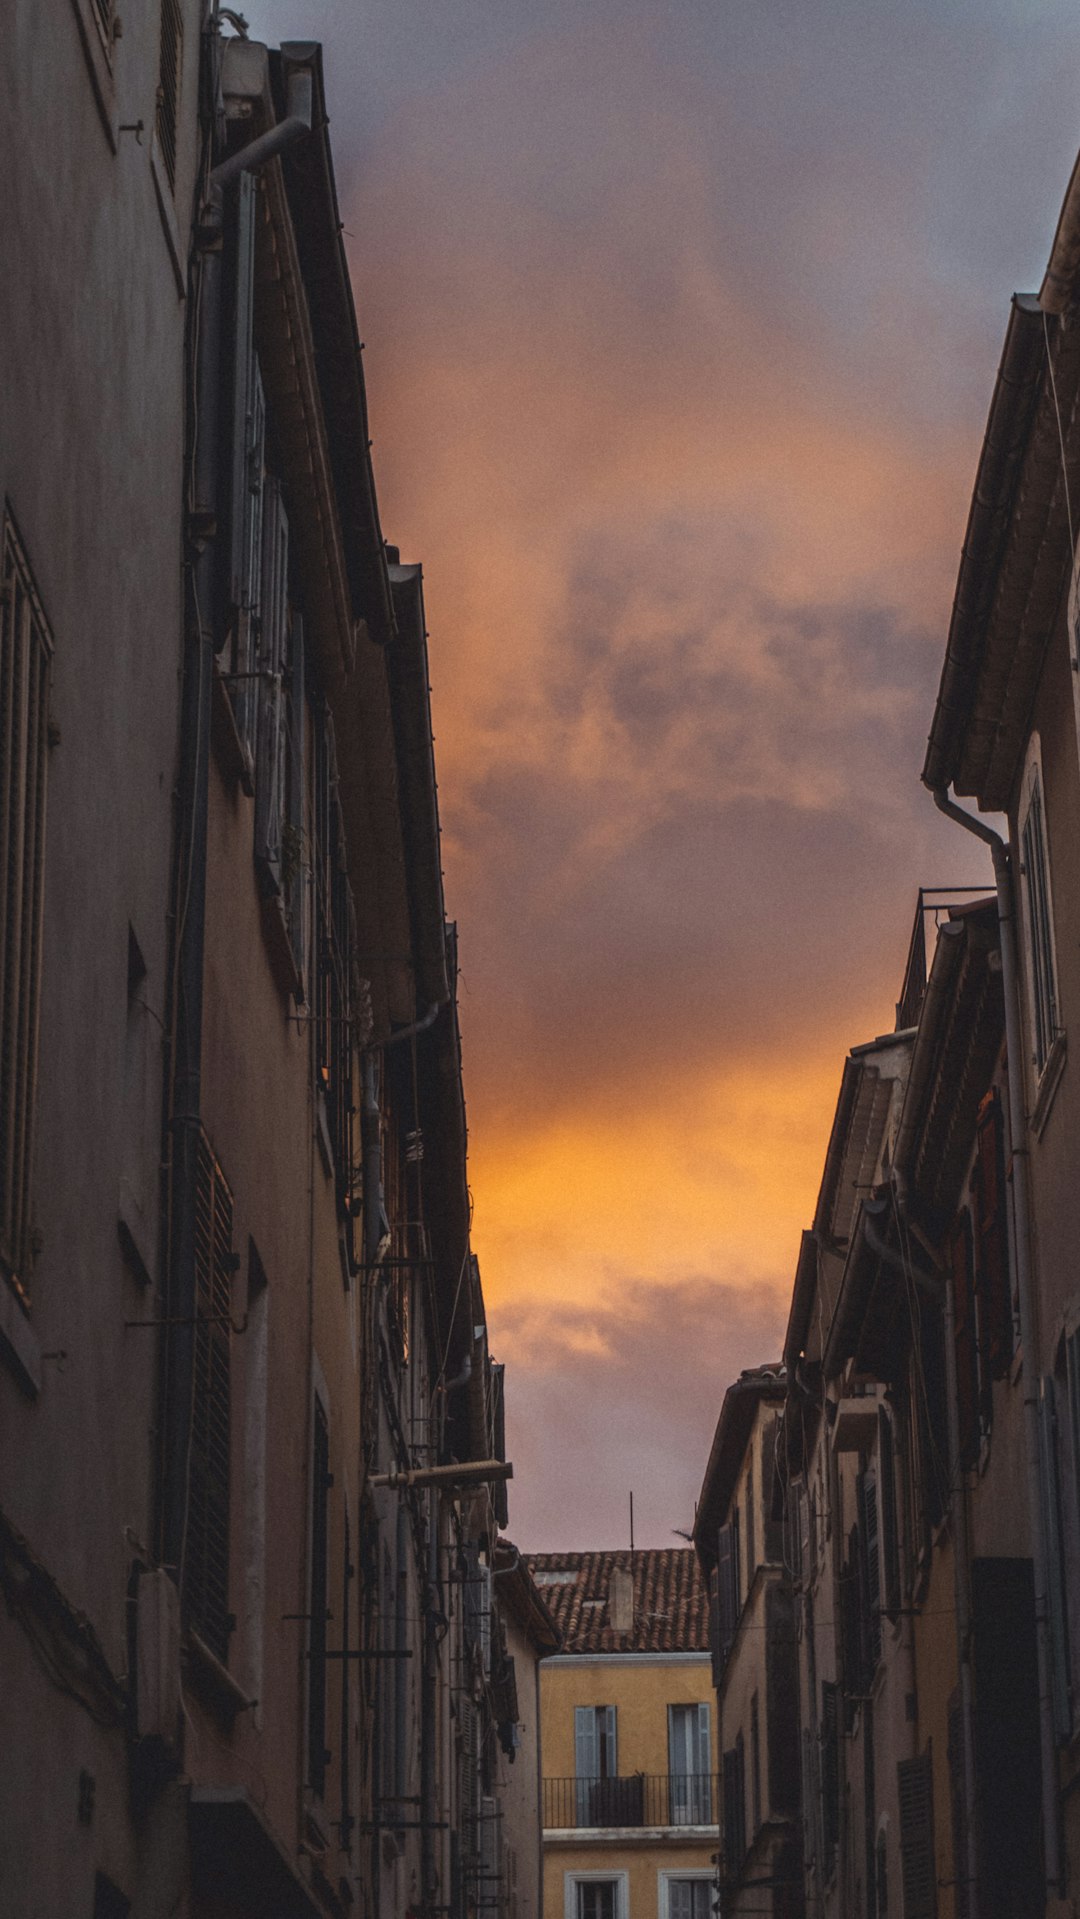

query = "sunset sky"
251;0;1080;1548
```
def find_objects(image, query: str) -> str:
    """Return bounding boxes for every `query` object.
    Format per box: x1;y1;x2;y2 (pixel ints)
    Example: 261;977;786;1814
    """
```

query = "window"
745;1460;755;1581
716;1507;742;1666
669;1702;712;1824
308;1396;330;1795
722;1733;746;1876
878;1408;901;1620
821;1680;840;1869
660;1876;713;1919
750;1691;761;1835
223;173;264;781
575;1704;617;1824
155;0;184;193
313;704;357;1215
1;514;52;1307
1018;740;1060;1082
564;1874;626;1919
858;1465;882;1672
897;1748;937;1919
971;1087;1013;1378
184;1133;233;1663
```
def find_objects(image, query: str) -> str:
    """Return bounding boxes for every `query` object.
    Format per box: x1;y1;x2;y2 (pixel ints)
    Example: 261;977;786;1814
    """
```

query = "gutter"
930;788;1062;1897
1040;147;1080;315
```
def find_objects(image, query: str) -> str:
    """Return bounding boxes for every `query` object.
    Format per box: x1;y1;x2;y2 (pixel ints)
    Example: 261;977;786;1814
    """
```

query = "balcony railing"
543;1774;717;1830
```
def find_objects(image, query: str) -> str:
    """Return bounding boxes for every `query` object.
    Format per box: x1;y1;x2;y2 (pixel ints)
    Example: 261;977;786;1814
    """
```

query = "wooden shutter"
878;1407;901;1619
285;610;306;987
575;1705;598;1780
973;1089;1012;1379
762;1417;784;1562
0;520;51;1303
1038;1377;1073;1741
951;1209;980;1469
821;1681;840;1864
897;1749;937;1919
155;0;183;191
859;1470;882;1670
225;172;259;618
717;1522;737;1657
745;1461;755;1581
307;1398;330;1795
254;477;289;897
946;1691;969;1919
185;1133;233;1662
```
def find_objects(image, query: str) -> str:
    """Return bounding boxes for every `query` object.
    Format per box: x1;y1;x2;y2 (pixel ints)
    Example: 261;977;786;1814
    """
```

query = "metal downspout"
932;786;1062;1897
420;1489;439;1918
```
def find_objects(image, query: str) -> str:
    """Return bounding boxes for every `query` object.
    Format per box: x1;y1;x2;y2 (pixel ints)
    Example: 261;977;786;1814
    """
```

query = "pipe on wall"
932;786;1062;1896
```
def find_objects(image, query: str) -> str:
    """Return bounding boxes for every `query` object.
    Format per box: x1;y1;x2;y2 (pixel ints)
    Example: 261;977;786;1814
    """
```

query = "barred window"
155;0;184;193
1;514;52;1307
184;1132;233;1663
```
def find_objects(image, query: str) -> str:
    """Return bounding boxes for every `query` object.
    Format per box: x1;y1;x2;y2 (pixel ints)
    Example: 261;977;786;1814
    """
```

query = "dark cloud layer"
499;1275;789;1551
246;0;1080;1545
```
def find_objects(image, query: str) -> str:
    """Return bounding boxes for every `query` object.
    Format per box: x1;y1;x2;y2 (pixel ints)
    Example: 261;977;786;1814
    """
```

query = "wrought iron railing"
543;1774;718;1830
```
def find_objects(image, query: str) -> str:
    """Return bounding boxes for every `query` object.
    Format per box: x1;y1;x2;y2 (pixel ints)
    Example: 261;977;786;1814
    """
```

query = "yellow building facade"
531;1551;718;1919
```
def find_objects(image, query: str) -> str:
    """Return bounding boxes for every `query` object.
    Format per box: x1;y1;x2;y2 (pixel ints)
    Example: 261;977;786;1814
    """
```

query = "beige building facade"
532;1551;718;1919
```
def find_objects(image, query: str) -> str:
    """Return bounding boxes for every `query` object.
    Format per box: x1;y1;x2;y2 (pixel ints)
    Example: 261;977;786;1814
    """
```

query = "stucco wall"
0;1;200;1911
542;1655;718;1779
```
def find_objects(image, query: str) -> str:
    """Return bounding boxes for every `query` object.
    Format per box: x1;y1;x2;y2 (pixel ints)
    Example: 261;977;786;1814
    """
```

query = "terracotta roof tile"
525;1549;709;1655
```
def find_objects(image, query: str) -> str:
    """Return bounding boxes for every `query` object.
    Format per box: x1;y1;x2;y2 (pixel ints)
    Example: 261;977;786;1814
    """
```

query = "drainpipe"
932;787;1062;1896
209;53;315;192
420;1488;440;1918
161;34;315;1583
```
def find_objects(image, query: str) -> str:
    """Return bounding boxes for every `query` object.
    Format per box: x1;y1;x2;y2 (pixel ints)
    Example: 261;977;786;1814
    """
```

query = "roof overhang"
922;281;1080;809
693;1369;785;1567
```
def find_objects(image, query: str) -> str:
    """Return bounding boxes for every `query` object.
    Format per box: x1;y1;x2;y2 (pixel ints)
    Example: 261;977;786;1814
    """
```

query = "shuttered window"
307;1397;330;1795
972;1088;1012;1378
859;1469;882;1671
1038;1375;1072;1741
878;1407;901;1619
0;516;51;1307
155;0;183;192
717;1519;740;1662
254;478;289;899
897;1749;937;1919
1019;761;1060;1078
950;1209;980;1469
821;1681;840;1868
223;173;264;779
184;1133;233;1662
722;1738;746;1876
313;705;356;1213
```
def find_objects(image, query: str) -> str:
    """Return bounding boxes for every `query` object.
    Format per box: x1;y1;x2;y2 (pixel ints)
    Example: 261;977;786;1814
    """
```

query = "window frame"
1017;735;1063;1101
0;510;53;1319
658;1871;715;1919
563;1871;628;1919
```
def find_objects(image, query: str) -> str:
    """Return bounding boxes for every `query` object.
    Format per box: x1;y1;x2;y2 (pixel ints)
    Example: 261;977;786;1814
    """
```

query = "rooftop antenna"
629;1490;634;1553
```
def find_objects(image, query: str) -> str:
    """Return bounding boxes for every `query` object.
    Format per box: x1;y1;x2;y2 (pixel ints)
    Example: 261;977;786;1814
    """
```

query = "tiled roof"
526;1549;709;1655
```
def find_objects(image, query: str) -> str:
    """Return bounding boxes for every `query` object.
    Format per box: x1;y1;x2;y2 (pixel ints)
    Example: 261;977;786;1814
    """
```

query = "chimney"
610;1566;634;1635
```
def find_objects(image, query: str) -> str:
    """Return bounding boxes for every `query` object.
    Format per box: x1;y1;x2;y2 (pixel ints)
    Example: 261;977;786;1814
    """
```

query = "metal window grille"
155;0;183;192
184;1133;233;1661
0;516;52;1306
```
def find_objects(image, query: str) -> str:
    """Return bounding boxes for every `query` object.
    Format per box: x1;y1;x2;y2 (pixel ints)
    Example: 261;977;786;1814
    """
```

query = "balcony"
543;1774;717;1832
